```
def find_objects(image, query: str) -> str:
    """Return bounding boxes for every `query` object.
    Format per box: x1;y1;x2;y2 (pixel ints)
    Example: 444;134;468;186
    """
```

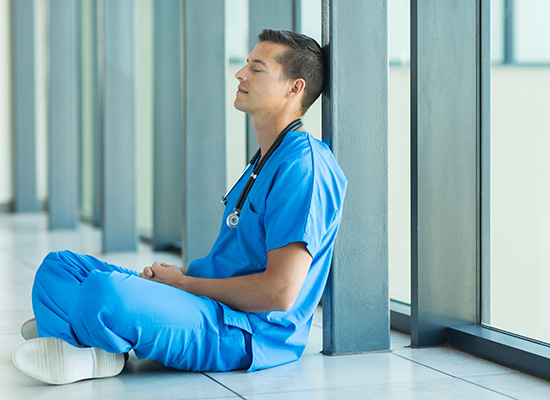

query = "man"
12;29;347;385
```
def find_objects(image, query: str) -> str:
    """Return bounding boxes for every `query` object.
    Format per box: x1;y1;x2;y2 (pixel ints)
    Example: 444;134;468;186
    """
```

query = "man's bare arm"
140;242;312;313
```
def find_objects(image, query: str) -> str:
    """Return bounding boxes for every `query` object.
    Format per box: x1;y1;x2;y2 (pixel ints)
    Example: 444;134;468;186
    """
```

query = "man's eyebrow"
247;58;267;67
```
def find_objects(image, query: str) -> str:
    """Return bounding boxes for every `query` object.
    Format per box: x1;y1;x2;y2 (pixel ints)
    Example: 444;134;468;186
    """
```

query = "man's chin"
233;101;248;113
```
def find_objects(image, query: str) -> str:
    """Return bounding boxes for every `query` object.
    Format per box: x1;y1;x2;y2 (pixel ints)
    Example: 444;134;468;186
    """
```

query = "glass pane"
300;0;322;141
514;0;550;64
226;0;248;189
80;1;95;219
0;1;11;203
388;0;411;304
485;0;550;343
36;0;48;206
136;0;154;237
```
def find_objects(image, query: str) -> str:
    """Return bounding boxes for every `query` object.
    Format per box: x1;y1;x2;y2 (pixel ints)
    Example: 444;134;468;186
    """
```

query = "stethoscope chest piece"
226;212;240;230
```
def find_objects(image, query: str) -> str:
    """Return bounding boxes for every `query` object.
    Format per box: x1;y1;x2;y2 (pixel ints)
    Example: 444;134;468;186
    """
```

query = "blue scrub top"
186;130;347;372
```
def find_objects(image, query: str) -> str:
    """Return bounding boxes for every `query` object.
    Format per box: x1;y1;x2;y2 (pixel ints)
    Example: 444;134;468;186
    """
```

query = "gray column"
321;0;390;354
102;0;137;252
49;0;79;228
246;0;300;159
410;0;478;346
92;0;103;227
12;0;38;212
183;0;226;265
153;0;183;251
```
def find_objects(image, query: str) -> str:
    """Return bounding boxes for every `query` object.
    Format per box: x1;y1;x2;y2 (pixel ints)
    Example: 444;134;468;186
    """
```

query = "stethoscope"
221;118;304;230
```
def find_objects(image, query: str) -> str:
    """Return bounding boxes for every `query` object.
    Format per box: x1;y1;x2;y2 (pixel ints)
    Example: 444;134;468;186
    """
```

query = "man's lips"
237;87;248;94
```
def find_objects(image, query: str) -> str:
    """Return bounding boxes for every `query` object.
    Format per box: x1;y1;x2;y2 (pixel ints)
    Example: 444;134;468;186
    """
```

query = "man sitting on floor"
13;29;347;385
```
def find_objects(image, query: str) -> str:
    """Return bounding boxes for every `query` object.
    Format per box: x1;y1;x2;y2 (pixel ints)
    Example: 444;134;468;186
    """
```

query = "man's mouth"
237;87;248;94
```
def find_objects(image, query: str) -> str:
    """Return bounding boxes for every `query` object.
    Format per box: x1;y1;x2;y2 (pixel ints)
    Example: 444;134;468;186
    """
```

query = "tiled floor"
1;213;549;399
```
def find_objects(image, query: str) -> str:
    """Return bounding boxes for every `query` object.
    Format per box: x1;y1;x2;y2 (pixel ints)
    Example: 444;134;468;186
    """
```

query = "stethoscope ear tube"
221;149;261;206
223;119;303;230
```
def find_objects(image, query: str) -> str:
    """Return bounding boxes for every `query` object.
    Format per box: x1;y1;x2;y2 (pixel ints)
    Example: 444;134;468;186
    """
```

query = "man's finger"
142;266;153;278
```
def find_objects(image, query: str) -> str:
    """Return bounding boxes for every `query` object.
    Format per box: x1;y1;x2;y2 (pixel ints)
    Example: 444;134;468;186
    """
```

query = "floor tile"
207;351;449;396
0;254;34;312
390;330;411;350
0;214;102;268
244;377;512;400
392;346;516;377
467;372;550;400
304;325;323;355
0;374;241;400
1;347;239;400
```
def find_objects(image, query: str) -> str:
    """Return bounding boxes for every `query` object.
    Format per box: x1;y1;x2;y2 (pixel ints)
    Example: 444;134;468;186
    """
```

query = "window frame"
392;0;550;381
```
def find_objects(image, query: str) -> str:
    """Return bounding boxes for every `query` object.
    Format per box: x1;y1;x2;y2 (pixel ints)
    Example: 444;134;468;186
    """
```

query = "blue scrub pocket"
220;305;255;371
221;305;253;334
237;204;267;270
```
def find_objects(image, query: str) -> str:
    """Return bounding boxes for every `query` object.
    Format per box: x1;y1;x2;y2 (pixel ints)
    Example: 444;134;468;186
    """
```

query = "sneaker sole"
12;337;125;385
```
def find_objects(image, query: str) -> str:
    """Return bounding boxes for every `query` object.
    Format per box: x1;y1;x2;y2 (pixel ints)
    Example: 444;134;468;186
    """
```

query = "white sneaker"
21;318;38;340
12;337;125;385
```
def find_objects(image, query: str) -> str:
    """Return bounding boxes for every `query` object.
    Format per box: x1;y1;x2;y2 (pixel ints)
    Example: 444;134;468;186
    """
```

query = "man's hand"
138;242;312;313
140;262;186;288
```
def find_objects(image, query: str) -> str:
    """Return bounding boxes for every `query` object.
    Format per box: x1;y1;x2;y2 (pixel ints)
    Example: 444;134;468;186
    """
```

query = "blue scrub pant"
31;251;252;372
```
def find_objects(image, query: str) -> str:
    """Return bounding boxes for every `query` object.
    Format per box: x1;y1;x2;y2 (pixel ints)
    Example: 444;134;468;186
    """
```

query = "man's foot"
20;318;38;340
12;337;125;385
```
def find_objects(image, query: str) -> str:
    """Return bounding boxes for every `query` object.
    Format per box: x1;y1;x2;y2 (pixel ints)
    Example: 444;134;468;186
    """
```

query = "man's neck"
251;114;303;158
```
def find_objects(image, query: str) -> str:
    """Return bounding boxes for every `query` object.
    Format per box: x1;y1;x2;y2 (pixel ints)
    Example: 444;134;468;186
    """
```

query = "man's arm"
140;241;312;313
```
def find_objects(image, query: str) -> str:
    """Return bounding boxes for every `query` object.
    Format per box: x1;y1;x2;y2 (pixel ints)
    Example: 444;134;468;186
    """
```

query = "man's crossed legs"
13;251;252;384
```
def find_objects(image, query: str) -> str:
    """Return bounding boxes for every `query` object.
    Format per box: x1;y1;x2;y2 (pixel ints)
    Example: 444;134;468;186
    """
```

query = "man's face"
234;41;291;117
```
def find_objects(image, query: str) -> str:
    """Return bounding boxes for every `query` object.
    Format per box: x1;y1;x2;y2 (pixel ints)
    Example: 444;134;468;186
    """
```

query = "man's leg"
69;270;252;372
14;251;135;384
20;249;250;383
31;250;139;345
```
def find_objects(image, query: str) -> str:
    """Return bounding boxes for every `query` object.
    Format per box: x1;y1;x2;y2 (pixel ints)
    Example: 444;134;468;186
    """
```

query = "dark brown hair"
258;29;324;115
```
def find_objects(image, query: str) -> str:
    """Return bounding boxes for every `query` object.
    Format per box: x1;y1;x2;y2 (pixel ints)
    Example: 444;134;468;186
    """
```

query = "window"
226;0;248;189
484;0;550;344
388;0;411;304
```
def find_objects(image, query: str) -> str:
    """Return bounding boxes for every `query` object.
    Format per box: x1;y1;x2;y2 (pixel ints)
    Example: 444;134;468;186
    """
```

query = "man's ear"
287;78;306;98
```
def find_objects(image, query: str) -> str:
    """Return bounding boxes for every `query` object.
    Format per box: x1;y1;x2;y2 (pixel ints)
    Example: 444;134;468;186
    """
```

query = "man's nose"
235;66;247;81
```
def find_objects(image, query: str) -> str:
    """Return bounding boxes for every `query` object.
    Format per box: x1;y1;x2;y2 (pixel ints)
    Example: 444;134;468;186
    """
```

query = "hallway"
1;213;548;399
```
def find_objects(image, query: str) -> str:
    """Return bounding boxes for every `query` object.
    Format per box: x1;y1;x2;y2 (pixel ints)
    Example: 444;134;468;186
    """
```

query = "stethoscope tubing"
223;118;303;229
221;162;254;206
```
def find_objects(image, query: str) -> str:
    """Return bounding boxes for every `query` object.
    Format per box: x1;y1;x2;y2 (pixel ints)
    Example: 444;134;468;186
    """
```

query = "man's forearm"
142;242;311;313
177;272;294;313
